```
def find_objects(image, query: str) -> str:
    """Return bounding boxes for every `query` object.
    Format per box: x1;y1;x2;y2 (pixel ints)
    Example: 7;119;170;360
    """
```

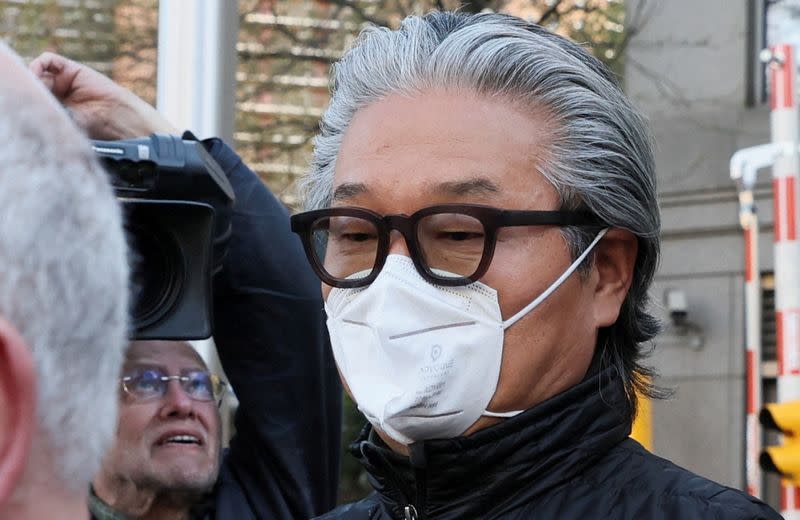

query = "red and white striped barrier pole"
768;43;800;519
732;146;774;499
744;204;762;499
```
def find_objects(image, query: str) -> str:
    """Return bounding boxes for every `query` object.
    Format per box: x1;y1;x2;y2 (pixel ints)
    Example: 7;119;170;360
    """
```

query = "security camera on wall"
665;288;689;328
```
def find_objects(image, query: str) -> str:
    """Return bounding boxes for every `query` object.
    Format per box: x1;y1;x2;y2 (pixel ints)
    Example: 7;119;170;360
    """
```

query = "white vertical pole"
157;0;238;142
768;42;800;519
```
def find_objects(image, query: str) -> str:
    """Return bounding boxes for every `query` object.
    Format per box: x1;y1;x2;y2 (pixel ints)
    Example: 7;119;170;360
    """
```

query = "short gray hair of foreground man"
0;43;128;519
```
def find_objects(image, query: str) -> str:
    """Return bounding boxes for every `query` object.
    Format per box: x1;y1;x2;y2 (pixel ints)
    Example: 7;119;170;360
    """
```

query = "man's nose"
387;230;412;256
159;380;195;418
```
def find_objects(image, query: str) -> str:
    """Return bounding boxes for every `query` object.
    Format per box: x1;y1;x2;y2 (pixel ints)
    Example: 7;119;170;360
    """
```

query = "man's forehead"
125;340;208;370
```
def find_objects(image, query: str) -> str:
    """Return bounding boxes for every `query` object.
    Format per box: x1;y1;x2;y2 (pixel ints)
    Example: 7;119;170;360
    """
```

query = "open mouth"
157;434;203;447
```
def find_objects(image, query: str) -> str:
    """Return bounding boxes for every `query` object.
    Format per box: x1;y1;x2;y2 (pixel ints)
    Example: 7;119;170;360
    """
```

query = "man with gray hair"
289;12;781;519
0;43;129;519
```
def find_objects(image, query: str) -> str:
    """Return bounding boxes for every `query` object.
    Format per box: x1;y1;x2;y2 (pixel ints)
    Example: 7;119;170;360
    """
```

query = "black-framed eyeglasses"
120;366;228;403
290;203;602;288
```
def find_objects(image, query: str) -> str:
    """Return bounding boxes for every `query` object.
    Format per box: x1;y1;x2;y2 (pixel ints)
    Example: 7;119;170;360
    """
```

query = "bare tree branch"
606;0;652;66
536;0;564;25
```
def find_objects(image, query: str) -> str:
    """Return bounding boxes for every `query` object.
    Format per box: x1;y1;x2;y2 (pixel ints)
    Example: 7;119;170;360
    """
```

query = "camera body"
93;134;235;340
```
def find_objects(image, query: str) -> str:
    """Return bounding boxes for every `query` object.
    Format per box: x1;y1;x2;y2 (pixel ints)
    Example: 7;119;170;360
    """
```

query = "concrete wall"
626;0;774;499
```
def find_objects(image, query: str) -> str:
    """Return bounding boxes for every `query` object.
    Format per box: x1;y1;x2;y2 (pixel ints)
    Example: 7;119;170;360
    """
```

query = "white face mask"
325;229;608;445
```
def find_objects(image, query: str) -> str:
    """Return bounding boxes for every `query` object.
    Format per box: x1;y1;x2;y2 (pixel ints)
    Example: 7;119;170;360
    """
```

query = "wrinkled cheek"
490;324;552;406
212;435;224;464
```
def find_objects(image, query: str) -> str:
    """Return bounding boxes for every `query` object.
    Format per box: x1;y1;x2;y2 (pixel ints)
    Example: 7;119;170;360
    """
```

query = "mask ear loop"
483;409;525;418
483;228;610;420
501;228;609;331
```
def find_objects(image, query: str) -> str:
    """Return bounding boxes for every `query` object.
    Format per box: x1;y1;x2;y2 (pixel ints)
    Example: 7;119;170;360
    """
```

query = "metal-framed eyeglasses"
120;366;228;404
289;203;603;288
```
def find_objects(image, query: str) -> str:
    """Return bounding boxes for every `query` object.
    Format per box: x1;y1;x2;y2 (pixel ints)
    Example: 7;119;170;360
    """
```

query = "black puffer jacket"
204;137;341;519
316;368;780;520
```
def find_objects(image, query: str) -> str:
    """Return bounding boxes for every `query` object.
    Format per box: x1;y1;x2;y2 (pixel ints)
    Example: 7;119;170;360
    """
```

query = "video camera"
92;134;235;341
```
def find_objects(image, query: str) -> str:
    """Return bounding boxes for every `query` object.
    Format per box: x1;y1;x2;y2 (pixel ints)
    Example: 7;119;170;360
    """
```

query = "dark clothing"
317;368;780;520
91;138;341;520
206;138;341;519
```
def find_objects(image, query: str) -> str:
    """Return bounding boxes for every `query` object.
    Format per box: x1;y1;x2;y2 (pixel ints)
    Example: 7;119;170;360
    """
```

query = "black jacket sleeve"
202;137;342;519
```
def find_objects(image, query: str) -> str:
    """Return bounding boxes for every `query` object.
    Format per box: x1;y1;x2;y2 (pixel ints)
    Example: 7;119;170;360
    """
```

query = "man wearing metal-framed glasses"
90;340;228;520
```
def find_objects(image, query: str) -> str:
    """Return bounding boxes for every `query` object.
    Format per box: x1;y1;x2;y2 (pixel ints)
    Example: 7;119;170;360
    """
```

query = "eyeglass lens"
122;367;220;402
311;212;485;282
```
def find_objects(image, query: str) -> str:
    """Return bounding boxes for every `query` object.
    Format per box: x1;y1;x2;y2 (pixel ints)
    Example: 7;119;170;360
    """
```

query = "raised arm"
30;53;342;518
205;137;341;518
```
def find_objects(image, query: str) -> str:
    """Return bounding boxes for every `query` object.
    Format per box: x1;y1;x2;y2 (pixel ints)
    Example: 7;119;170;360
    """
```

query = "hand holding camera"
31;53;234;340
29;52;176;140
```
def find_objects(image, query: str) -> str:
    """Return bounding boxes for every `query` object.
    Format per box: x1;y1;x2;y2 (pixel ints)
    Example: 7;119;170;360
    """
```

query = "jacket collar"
350;367;632;519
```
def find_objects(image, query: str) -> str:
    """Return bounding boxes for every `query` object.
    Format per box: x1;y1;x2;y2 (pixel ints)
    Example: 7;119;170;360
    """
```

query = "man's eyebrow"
332;182;369;202
433;178;501;196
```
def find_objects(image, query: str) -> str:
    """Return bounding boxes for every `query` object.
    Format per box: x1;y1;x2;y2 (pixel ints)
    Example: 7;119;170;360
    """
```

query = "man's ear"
0;315;36;504
591;228;638;328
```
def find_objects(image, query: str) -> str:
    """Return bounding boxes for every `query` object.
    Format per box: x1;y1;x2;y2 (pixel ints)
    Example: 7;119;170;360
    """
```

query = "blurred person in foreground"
289;12;782;520
30;52;342;520
0;43;129;519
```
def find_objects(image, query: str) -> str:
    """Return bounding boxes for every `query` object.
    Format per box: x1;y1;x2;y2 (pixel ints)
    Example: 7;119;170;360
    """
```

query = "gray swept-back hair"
0;63;129;491
301;12;662;417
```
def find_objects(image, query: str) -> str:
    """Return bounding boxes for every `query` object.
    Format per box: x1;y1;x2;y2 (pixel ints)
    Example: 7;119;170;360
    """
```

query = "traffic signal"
760;400;800;483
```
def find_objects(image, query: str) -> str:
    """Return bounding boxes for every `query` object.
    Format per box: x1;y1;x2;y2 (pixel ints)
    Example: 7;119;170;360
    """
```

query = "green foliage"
549;0;628;76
